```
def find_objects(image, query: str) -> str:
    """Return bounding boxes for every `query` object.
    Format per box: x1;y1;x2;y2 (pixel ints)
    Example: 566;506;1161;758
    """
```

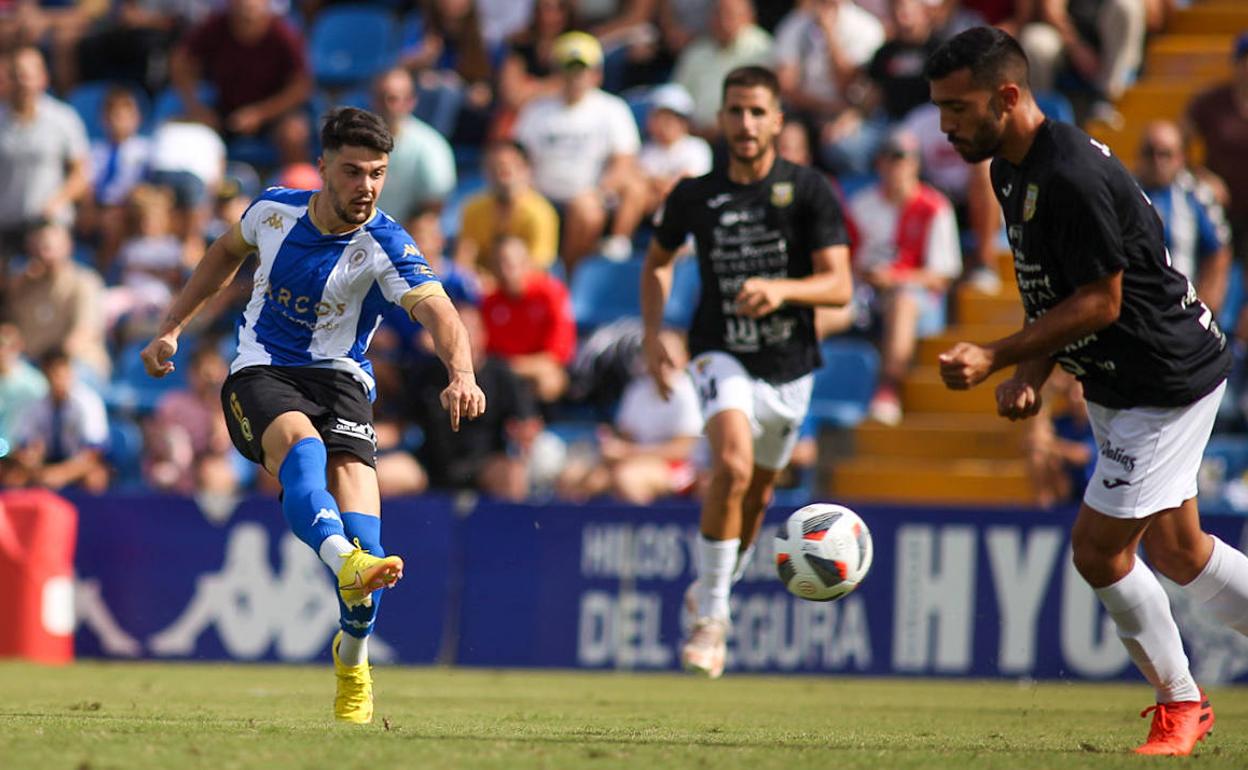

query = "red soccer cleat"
1133;689;1214;756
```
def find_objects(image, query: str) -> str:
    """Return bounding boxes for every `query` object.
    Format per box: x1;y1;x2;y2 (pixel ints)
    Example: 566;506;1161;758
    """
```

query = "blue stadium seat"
1034;90;1076;124
570;256;643;330
106;418;146;490
67;81;149;140
415;81;465;138
663;255;701;329
309;5;398;86
106;339;189;414
148;82;217;129
807;338;880;428
621;86;654;138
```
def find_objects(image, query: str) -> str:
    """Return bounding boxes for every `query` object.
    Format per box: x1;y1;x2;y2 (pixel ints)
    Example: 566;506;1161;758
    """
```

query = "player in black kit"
641;66;852;678
928;27;1248;755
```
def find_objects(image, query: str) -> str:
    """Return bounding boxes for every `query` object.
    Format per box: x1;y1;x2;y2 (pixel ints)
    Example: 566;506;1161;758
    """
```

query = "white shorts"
688;351;813;471
1083;381;1226;519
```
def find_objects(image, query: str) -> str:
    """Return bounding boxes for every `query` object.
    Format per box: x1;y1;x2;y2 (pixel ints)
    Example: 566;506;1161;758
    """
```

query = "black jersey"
652;158;848;384
991;120;1230;409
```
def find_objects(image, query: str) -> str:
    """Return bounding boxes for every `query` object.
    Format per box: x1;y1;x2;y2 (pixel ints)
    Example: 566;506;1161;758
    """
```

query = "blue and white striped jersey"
231;187;445;398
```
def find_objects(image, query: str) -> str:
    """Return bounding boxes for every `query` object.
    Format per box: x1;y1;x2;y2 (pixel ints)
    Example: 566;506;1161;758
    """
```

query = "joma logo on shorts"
1099;440;1136;472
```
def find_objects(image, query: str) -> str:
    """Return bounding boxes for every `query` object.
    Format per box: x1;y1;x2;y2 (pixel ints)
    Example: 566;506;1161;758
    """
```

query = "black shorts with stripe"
221;365;378;469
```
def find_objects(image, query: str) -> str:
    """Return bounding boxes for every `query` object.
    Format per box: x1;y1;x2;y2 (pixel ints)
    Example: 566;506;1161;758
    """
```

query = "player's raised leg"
326;455;399;724
1071;505;1213;755
684;408;754;678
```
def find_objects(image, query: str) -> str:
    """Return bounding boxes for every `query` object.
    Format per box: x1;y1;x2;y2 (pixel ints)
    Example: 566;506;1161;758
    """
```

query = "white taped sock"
731;543;756;584
1094;558;1199;703
1181;535;1248;635
337;633;368;667
318;534;355;572
697;536;739;621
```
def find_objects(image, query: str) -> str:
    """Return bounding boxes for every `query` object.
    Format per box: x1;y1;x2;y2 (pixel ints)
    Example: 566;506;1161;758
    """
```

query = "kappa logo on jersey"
1023;184;1039;221
263;212;285;231
331;418;378;447
770;182;794;208
706;193;733;209
403;243;420;257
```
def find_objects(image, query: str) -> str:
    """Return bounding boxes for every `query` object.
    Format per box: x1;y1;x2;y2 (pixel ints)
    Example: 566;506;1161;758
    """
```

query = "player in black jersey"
641;66;852;678
928;27;1248;755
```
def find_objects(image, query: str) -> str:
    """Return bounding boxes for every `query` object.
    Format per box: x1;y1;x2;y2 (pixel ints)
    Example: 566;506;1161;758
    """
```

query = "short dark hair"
39;346;70;372
485;138;530;165
320;107;394;155
722;65;781;102
924;26;1030;90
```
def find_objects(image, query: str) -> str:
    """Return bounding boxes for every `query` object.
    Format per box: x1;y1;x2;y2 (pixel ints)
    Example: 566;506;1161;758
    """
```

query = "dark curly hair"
320;107;394;155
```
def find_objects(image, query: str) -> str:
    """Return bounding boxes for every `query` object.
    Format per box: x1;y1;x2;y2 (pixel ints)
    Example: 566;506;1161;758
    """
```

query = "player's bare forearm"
640;241;678;340
1014;356;1057;389
987;271;1122;372
1197;245;1231;316
763;245;853;308
156;224;252;338
412;294;476;380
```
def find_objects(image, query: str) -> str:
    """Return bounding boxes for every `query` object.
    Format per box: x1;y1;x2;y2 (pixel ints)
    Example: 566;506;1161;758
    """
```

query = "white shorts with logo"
688;351;814;471
1083;381;1226;519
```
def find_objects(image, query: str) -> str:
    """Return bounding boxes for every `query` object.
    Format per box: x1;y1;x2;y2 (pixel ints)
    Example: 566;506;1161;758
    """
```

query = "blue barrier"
67;494;1248;683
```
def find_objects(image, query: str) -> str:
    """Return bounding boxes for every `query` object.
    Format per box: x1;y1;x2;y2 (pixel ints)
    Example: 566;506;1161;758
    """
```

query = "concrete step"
854;413;1025;460
955;284;1024;326
827;456;1034;505
900;366;1011;414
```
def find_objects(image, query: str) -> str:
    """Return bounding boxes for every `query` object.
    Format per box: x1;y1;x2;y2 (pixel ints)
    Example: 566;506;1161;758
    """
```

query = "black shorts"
221;365;377;469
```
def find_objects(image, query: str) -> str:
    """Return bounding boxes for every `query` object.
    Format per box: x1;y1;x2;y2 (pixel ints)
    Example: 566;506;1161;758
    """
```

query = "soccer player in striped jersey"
140;107;486;723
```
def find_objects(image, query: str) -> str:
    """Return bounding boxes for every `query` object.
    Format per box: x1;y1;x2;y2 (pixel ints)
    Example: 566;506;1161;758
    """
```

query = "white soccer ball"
774;503;873;601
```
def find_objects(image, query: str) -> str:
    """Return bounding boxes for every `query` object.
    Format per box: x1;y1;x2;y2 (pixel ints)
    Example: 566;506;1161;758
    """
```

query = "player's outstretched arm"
939;270;1122;390
640;240;679;400
734;245;853;318
410;294;487;432
140;223;253;378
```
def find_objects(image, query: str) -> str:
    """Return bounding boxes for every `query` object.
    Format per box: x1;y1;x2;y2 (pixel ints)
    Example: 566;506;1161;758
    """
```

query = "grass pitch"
1;662;1244;769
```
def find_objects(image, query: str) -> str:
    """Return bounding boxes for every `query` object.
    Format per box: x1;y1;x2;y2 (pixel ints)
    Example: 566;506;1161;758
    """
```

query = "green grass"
0;662;1244;769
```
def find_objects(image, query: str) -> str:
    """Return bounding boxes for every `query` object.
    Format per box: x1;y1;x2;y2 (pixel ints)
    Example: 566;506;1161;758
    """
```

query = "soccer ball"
774;503;873;601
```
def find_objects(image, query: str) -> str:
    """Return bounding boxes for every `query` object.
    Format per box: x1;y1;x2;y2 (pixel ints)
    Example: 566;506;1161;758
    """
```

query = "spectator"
638;83;713;214
143;343;238;495
497;0;578;119
773;0;884;173
0;46;89;267
409;303;542;501
1022;368;1095;510
457;139;560;275
848;129;961;426
400;0;501;144
269;110;319;190
514;31;645;267
70;0;182;95
146;115;227;260
4;348;110;493
84;86;153;271
1134;120;1232;316
6;220;111;381
476;0;537;46
557;329;702;504
0;321;48;452
1017;0;1146;118
481;235;575;404
105;184;187;342
372;67;458;222
1186;33;1248;266
170;0;312;137
672;0;772;135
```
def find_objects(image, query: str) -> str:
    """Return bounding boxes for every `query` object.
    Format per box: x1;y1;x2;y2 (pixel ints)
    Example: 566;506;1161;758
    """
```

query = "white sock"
731;543;756;584
1094;557;1200;703
318;534;355;572
697;536;739;622
337;633;368;667
1180;535;1248;635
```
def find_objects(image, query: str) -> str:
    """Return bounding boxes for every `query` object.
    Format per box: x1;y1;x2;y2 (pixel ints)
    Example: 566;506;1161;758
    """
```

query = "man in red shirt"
481;235;576;404
170;0;312;137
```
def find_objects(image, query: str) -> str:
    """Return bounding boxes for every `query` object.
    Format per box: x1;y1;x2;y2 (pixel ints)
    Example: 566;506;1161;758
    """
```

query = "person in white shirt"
638;83;713;215
672;0;773;134
514;31;646;268
847;129;961;426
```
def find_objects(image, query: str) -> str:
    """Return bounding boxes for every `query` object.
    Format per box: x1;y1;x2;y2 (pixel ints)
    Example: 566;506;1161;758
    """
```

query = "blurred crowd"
0;0;1244;509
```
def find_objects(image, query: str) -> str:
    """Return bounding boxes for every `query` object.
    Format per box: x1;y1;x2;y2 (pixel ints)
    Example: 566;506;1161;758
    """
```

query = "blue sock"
339;511;384;638
278;438;347;552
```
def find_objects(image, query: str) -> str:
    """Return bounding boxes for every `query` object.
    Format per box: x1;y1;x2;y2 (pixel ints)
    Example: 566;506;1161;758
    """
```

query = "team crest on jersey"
770;182;794;208
263;212;285;231
349;249;367;266
1023;184;1039;221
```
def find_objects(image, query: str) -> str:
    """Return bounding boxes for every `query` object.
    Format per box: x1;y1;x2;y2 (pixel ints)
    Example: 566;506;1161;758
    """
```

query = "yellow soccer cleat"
332;630;374;724
336;539;404;609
